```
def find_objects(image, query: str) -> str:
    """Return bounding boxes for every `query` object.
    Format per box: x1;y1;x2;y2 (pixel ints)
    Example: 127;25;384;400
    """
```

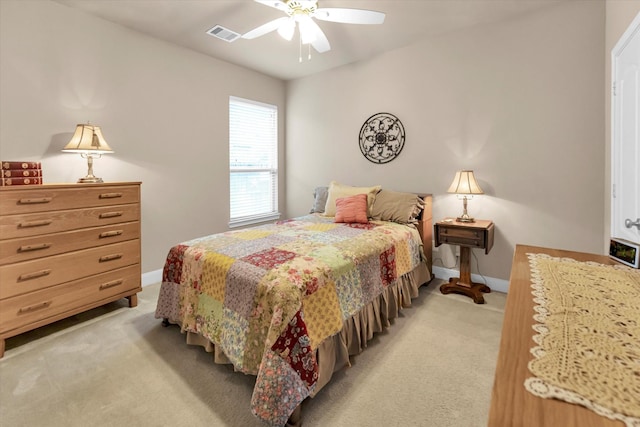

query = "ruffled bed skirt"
180;261;432;398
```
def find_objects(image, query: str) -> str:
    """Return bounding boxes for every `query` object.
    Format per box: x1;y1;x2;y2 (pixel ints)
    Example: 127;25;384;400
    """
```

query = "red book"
1;161;42;170
2;169;42;178
1;177;43;186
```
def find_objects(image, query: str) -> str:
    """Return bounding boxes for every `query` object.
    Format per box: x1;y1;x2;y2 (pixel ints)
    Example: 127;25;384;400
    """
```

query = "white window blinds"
229;96;279;227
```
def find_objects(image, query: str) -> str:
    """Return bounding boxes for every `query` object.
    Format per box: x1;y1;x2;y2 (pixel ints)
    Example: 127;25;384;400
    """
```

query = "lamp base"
77;176;103;183
456;214;475;223
456;196;475;222
76;153;104;183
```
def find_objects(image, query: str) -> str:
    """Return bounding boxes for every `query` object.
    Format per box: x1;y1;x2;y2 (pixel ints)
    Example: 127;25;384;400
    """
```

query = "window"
229;96;279;227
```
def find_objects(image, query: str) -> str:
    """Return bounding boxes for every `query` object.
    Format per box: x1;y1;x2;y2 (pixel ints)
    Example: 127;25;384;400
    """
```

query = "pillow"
370;189;425;224
309;186;329;213
323;181;381;217
334;193;369;224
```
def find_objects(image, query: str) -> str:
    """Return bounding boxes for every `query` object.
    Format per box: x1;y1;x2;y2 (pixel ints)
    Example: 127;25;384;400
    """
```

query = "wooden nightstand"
434;218;494;304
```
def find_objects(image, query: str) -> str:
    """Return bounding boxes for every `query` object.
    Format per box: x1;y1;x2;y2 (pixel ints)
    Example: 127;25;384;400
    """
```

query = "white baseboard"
432;266;509;293
142;269;162;287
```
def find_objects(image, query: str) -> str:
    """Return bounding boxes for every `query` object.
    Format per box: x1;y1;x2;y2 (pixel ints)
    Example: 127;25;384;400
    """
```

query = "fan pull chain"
308;44;311;61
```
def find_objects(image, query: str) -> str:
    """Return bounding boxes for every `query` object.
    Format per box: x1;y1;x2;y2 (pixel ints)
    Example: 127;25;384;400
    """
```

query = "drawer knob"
99;279;123;290
99;192;123;199
18;269;51;281
18;197;52;205
99;230;124;238
18;243;52;252
18;300;51;314
18;219;52;228
99;211;123;219
99;253;123;262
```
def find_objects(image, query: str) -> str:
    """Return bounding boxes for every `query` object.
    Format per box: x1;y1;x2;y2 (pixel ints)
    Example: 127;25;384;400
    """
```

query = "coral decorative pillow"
334;193;369;224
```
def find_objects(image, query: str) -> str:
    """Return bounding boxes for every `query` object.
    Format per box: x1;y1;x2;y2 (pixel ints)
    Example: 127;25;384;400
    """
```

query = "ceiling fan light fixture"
298;15;316;44
277;17;295;41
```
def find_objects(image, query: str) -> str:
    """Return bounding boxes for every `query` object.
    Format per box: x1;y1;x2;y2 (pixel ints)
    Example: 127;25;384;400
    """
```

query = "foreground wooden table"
488;244;625;427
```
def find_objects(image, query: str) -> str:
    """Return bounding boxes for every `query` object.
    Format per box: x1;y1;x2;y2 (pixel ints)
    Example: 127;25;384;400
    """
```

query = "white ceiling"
54;0;560;81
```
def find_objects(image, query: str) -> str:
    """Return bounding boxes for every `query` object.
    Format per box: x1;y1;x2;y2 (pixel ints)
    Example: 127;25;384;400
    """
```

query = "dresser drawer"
0;239;140;299
0;184;139;215
0;221;140;266
0;204;140;240
0;265;141;334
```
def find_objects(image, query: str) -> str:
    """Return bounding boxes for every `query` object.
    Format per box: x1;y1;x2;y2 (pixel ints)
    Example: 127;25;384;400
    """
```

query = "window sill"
228;212;281;229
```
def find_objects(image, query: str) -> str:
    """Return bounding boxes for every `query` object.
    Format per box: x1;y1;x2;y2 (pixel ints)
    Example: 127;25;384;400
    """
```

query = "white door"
612;12;640;245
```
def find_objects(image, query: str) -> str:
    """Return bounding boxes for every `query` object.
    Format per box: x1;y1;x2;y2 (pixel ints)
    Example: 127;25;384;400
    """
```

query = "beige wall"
285;1;605;281
3;1;634;285
604;1;640;251
0;0;286;274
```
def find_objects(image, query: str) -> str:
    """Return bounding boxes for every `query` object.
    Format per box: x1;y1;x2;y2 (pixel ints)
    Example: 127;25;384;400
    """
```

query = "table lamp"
62;123;114;183
448;170;483;223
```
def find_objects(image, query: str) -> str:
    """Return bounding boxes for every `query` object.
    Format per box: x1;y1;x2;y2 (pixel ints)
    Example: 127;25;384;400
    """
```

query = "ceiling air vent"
206;25;241;42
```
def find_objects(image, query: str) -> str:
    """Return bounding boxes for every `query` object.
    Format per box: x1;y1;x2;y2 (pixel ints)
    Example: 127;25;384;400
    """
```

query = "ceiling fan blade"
314;8;385;25
306;18;330;53
241;17;289;39
254;0;288;12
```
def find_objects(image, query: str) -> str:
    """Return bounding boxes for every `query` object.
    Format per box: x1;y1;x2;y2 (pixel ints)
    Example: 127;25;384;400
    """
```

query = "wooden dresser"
489;244;624;426
0;182;141;357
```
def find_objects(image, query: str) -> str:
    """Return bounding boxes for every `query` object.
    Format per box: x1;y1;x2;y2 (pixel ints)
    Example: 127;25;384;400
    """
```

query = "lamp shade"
447;170;484;195
62;124;114;154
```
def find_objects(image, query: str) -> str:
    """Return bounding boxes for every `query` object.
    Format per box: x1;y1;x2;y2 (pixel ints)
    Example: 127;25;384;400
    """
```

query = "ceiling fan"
242;0;385;56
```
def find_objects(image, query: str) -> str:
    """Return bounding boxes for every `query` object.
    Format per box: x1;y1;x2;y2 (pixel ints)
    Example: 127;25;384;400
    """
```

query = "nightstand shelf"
434;218;494;304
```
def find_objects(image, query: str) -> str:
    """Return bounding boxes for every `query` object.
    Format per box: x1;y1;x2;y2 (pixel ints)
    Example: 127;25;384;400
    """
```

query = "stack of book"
1;161;44;186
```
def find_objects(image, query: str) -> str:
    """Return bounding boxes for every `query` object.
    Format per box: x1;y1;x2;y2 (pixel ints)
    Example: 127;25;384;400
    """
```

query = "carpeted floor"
0;279;506;427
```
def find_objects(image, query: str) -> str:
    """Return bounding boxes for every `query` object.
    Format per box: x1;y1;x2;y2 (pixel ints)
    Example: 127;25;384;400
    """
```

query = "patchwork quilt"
155;214;426;426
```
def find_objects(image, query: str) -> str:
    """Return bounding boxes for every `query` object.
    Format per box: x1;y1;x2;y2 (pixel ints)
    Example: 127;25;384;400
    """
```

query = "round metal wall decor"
359;112;405;164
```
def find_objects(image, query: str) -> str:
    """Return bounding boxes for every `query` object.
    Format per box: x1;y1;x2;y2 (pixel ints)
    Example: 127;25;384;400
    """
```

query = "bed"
155;184;433;426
